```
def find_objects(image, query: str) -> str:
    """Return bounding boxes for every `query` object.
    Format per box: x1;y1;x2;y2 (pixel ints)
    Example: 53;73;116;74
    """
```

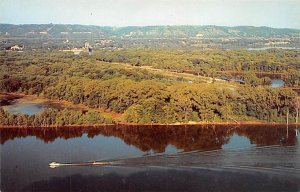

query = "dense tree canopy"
94;49;300;86
0;50;299;124
0;108;114;126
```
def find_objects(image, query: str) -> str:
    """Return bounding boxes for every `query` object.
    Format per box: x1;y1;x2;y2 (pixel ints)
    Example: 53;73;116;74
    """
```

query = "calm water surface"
271;79;285;88
1;125;300;192
1;95;300;191
0;95;80;115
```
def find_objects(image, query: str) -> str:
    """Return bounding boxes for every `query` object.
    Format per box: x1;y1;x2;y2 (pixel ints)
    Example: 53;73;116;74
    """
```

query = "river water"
1;125;300;192
1;95;300;191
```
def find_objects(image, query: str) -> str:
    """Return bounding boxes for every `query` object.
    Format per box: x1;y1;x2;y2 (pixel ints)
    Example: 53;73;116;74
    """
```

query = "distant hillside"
1;24;299;39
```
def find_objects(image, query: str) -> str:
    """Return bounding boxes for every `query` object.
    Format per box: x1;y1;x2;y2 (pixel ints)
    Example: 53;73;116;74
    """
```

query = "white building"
10;45;23;51
84;42;90;49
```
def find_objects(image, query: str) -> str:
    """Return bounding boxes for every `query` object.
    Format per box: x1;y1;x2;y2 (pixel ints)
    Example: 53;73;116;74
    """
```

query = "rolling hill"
1;24;299;39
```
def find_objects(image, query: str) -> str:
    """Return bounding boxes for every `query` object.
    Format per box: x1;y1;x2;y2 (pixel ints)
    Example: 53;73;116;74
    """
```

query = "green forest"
0;108;114;126
0;49;299;125
96;49;300;87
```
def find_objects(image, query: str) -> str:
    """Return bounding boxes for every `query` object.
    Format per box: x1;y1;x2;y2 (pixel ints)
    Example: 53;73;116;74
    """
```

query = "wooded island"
1;48;299;126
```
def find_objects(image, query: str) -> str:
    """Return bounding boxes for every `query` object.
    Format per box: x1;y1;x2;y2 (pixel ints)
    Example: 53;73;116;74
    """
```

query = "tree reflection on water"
1;125;298;152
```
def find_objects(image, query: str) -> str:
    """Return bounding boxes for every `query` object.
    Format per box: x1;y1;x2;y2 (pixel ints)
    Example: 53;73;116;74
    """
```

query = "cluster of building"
7;45;24;51
59;41;93;55
5;41;93;55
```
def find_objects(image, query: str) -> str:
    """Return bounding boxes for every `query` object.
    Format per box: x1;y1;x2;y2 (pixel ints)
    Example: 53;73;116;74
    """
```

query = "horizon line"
1;23;300;30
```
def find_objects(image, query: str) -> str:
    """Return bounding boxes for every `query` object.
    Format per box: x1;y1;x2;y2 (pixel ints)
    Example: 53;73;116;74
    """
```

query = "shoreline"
0;122;299;129
1;92;299;128
0;92;122;119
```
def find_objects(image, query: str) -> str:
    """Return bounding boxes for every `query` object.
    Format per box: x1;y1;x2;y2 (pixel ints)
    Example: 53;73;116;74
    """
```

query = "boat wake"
50;145;300;175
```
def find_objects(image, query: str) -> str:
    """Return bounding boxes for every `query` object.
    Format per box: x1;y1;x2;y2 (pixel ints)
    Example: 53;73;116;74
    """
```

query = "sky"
0;0;299;29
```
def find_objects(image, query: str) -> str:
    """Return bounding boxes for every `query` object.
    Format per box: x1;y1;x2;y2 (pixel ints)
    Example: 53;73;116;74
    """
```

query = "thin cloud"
0;0;299;28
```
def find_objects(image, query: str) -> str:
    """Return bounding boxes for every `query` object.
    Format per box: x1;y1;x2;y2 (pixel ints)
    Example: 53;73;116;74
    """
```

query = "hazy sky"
0;0;299;28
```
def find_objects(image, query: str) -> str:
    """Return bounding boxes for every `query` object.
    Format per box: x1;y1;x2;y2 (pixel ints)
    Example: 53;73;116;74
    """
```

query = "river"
1;125;300;192
1;94;300;191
